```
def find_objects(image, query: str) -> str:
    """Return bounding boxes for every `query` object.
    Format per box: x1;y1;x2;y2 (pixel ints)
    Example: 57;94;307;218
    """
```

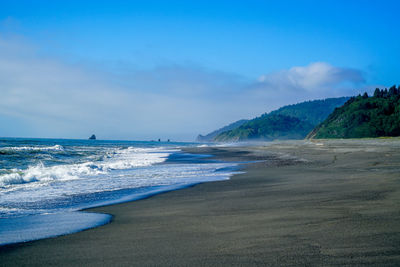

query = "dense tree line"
309;85;400;139
374;85;400;98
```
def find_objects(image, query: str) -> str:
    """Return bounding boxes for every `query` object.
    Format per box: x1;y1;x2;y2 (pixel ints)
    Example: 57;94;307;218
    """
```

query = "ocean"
0;138;239;245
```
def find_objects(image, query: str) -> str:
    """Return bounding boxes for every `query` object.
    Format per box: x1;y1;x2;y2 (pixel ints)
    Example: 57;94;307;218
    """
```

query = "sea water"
0;138;238;245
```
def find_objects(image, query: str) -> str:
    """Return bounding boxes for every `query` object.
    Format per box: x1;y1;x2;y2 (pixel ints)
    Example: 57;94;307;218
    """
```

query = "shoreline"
1;140;400;265
0;182;210;247
0;149;239;247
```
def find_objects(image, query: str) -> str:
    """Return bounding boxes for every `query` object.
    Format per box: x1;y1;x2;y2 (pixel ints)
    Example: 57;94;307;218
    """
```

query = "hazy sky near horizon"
0;0;399;140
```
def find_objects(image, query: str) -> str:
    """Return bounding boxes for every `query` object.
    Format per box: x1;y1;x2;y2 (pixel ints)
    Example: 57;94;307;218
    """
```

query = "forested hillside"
214;97;348;141
308;86;400;139
196;119;248;142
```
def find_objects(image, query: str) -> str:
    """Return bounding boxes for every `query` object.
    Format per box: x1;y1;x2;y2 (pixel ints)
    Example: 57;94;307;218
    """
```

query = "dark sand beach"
1;140;400;266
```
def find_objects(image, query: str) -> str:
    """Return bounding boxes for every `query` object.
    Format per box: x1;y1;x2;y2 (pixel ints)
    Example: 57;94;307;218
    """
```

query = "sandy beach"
1;139;400;266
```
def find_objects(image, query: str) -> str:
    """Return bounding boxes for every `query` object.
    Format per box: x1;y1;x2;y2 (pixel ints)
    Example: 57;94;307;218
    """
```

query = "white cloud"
258;62;365;92
246;62;368;109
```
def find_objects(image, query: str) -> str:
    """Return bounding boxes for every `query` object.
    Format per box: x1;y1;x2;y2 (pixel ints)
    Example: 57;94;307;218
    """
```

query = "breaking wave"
0;147;172;187
0;145;65;152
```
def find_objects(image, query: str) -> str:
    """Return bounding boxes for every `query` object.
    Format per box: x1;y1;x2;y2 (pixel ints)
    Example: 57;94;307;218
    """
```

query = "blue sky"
0;0;399;140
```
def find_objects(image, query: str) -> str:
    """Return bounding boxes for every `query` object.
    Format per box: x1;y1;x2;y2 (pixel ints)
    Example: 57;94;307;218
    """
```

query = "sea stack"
89;134;96;140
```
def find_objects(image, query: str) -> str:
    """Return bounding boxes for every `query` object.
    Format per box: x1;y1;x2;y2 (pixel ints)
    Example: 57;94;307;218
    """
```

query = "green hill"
269;97;349;125
215;114;314;141
196;119;248;142
214;97;349;142
308;86;400;139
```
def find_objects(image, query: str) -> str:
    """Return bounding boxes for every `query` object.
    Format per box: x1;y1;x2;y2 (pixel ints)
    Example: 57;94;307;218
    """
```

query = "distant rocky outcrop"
89;134;96;140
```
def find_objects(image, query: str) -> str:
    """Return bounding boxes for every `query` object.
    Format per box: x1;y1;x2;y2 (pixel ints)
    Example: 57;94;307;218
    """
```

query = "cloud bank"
258;62;364;91
0;37;368;140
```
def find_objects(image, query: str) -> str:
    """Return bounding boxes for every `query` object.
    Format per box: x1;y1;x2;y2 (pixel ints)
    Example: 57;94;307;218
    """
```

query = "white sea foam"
0;147;173;187
0;145;64;152
196;144;209;147
0;207;21;213
96;147;173;170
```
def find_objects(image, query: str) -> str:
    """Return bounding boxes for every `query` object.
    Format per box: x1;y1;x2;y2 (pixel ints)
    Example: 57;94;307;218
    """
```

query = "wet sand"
1;139;400;266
